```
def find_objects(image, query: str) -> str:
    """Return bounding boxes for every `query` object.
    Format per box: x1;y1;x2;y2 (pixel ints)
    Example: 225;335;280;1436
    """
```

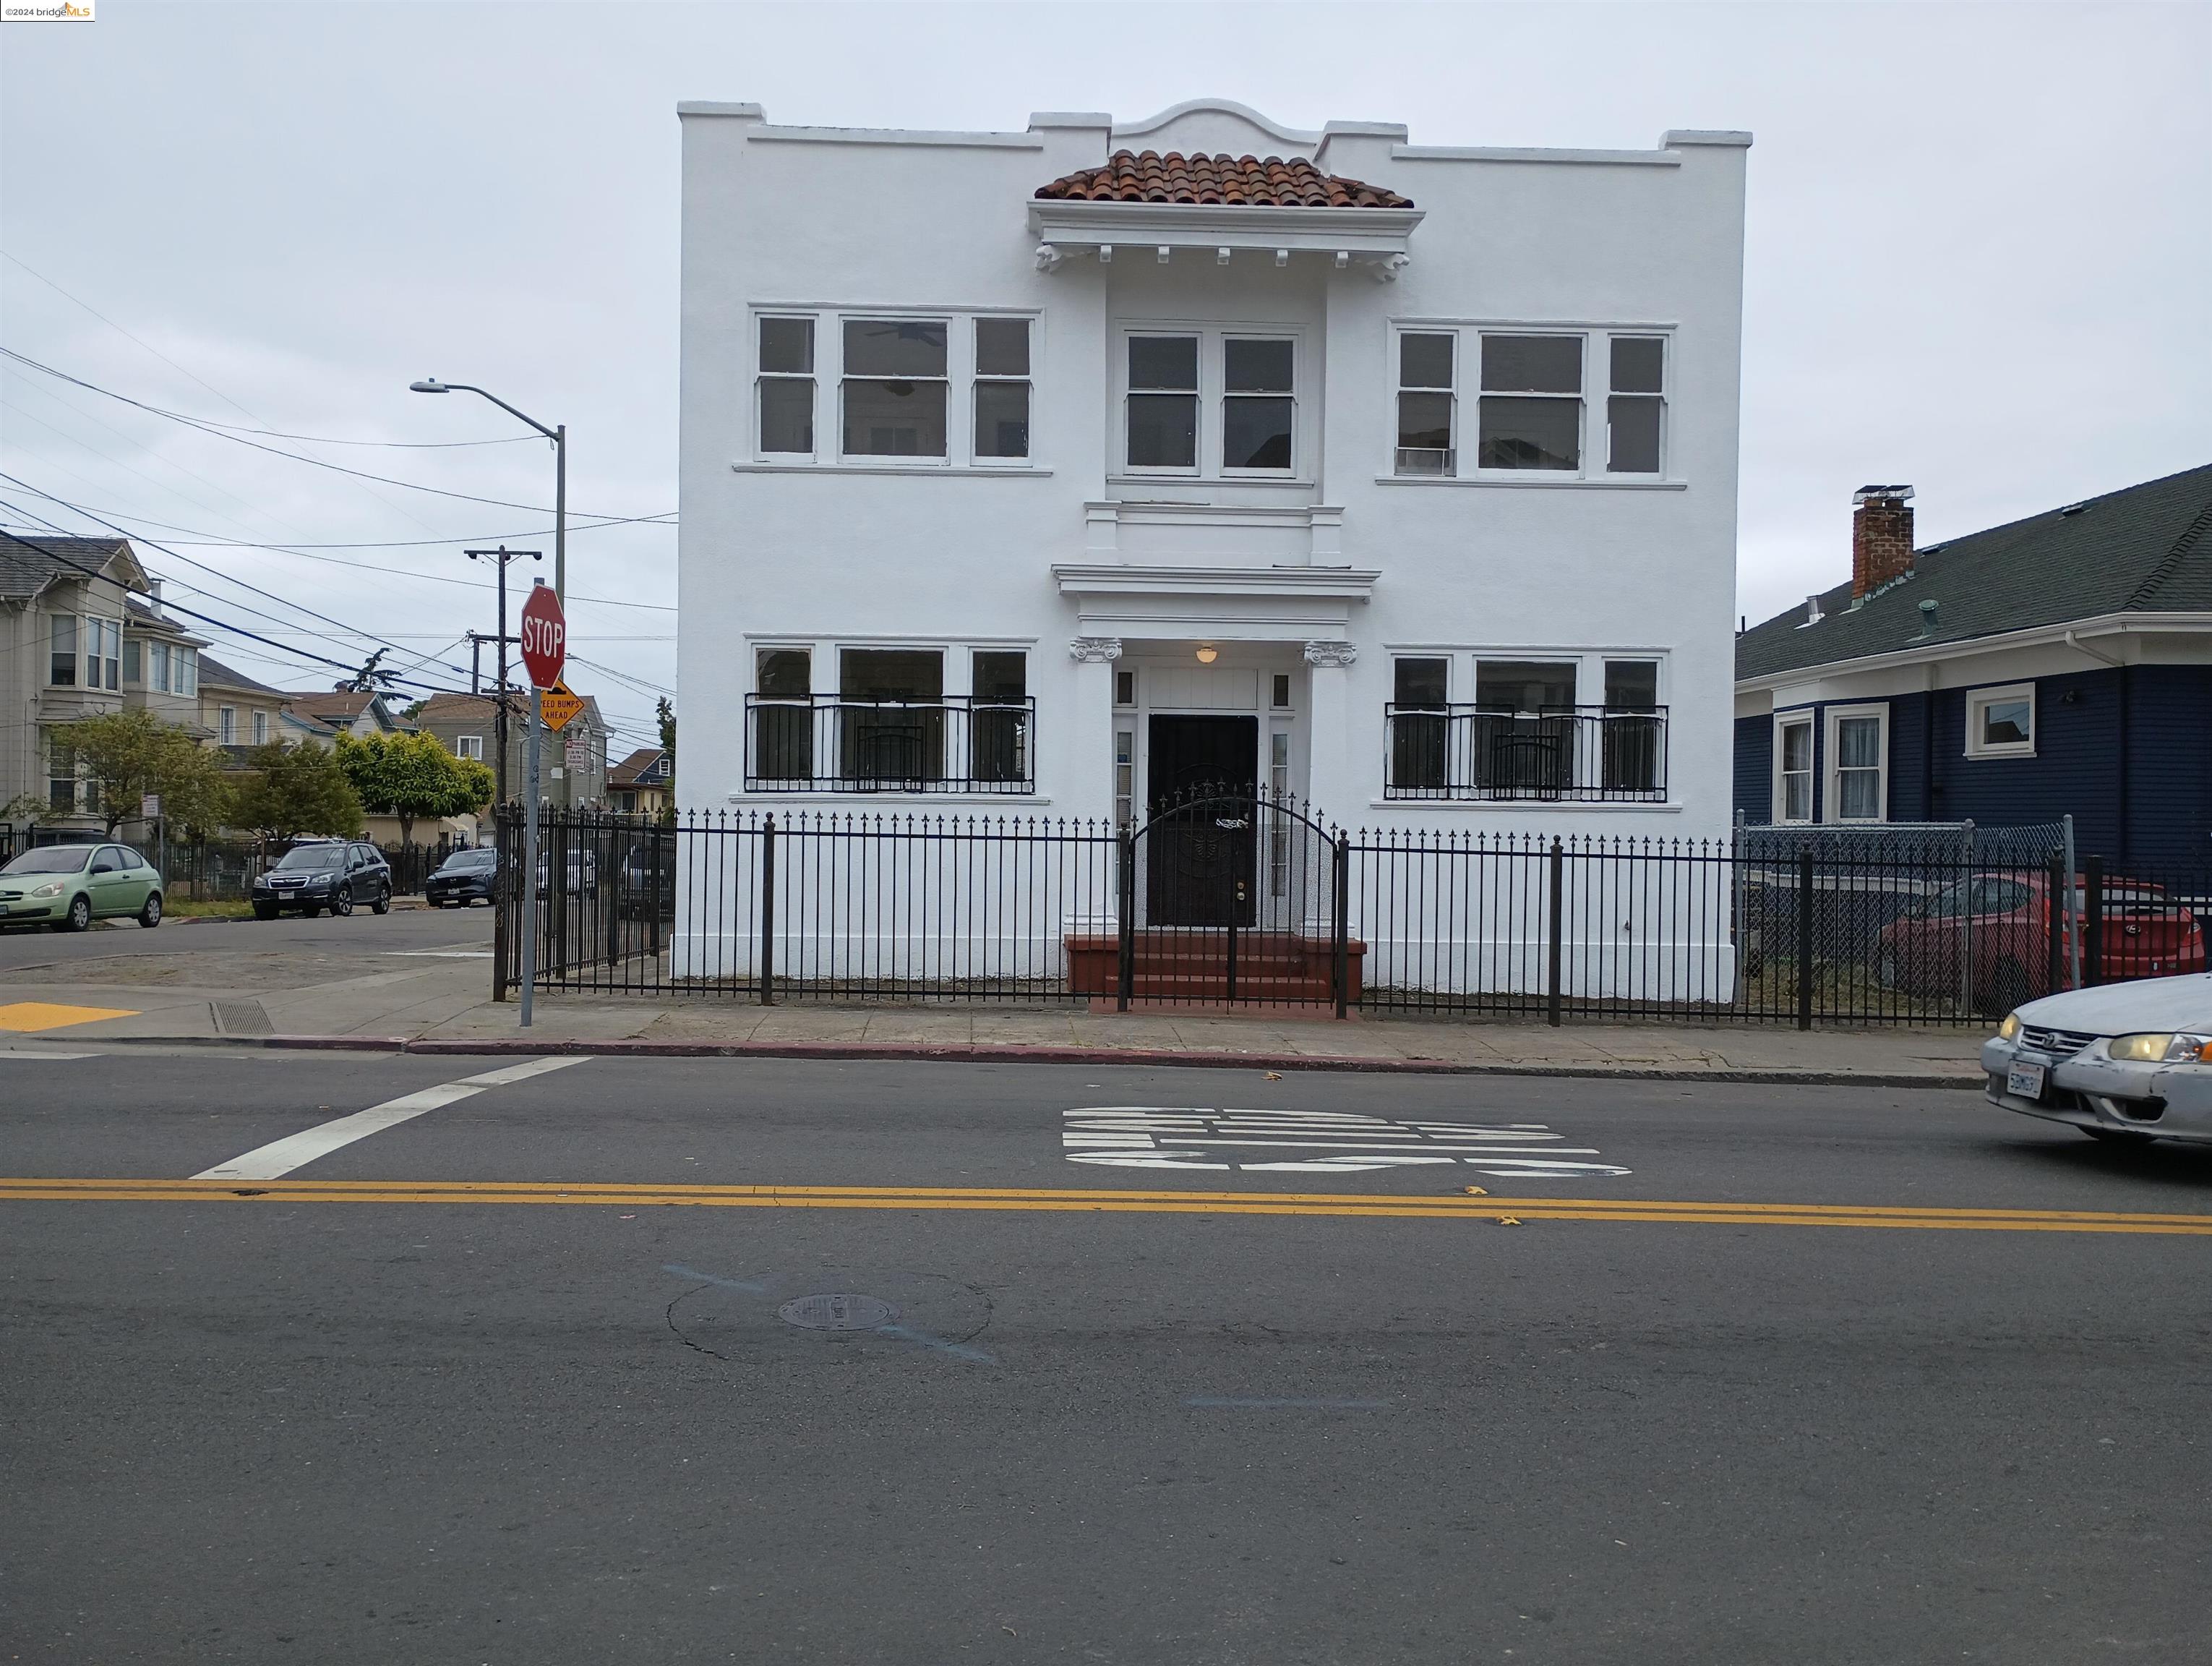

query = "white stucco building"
679;96;1747;825
673;98;1749;988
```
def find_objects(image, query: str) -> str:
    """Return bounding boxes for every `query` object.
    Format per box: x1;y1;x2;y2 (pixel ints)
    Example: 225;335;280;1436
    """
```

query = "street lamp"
413;377;570;804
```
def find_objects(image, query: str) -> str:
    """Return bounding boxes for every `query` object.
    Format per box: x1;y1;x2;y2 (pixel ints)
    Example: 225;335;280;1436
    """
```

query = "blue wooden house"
1734;465;2212;870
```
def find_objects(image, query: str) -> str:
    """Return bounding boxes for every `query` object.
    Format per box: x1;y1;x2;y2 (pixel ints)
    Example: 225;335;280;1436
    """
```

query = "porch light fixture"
1195;644;1219;665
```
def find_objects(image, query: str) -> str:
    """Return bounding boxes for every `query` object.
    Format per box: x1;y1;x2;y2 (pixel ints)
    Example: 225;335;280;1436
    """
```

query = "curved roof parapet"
1113;98;1319;150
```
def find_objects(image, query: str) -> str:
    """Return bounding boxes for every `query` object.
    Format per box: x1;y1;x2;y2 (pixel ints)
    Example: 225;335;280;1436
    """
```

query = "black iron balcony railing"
745;694;1037;793
1384;704;1668;801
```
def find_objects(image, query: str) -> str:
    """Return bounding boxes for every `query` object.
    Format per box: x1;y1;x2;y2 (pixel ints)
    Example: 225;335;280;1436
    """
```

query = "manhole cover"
778;1292;896;1332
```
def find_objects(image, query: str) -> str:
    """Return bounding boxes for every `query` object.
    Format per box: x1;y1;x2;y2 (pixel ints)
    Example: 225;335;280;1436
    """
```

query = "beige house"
608;747;672;816
279;688;409;737
124;591;209;735
198;654;300;761
417;688;609;809
0;534;147;842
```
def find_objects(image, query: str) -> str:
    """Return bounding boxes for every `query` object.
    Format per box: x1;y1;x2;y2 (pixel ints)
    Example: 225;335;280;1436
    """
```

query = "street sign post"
518;582;567;1032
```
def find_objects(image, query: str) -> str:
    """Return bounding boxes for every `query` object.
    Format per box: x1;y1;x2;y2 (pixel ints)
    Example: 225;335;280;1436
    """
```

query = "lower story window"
1777;717;1812;823
46;730;77;813
1829;707;1887;822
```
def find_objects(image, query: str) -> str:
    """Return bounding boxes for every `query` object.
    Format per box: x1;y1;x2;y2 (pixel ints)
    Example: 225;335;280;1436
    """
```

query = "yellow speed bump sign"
537;680;586;732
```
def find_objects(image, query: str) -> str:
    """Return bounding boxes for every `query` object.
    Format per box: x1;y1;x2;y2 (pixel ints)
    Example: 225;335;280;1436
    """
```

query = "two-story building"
0;534;147;845
416;689;609;817
679;99;1746;835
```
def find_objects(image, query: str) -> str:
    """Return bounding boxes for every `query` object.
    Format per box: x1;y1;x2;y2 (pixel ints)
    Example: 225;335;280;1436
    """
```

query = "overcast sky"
3;1;2205;750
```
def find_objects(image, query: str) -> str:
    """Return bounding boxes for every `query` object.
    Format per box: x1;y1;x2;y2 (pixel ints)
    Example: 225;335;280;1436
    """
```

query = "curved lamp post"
413;378;570;808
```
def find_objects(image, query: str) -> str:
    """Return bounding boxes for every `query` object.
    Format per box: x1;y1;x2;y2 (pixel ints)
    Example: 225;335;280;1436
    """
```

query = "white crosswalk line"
192;1056;588;1181
1061;1106;1631;1178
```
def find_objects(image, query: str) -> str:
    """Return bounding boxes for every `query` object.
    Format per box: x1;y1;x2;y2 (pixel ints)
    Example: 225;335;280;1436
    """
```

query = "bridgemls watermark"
2;0;95;18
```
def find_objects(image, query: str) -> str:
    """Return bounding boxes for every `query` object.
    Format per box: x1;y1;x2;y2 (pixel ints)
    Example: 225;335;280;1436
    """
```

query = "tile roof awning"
1029;150;1422;278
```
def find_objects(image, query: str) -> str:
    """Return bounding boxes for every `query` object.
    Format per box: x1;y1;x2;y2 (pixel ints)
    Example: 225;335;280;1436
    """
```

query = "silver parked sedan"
1982;972;2212;1145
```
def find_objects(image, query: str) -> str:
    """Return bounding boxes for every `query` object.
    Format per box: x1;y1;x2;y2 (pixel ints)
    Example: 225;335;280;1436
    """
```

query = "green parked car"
0;842;164;932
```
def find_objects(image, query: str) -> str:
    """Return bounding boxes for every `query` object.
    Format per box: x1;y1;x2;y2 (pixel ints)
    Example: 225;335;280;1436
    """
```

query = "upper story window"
753;310;1037;468
843;320;947;458
1390;326;1671;480
757;317;815;456
973;319;1031;461
49;615;77;686
218;706;236;746
1122;328;1300;479
1395;333;1455;475
455;734;484;761
252;710;269;746
51;615;122;690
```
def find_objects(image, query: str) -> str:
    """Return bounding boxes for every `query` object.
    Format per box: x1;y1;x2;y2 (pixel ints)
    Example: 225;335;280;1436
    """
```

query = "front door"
1146;715;1258;926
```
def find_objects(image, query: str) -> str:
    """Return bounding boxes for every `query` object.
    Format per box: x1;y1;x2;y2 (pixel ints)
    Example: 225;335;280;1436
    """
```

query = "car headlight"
27;880;65;898
1997;1012;2021;1041
2108;1032;2212;1063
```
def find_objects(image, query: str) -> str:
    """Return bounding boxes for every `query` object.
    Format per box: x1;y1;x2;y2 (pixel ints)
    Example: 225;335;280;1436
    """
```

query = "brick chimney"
1851;484;1915;599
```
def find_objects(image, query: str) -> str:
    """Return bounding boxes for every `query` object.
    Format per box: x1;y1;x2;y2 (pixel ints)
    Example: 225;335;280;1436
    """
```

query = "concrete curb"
76;1030;1986;1088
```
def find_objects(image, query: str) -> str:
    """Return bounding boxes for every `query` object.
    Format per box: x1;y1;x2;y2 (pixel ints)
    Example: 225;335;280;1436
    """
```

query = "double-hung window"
219;706;236;746
1126;335;1199;469
48;615;77;687
842;319;947;458
757;317;815;456
1776;715;1813;823
251;710;269;746
1389;657;1450;793
150;641;172;693
1607;338;1665;474
455;734;484;761
973;319;1031;461
1478;335;1583;471
1222;338;1294;471
1826;706;1888;823
1395;333;1454;474
46;730;76;812
1393;327;1672;479
1123;331;1298;477
176;647;197;698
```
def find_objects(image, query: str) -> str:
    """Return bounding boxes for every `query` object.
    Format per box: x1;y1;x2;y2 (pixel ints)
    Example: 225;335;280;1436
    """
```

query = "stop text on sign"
519;584;567;689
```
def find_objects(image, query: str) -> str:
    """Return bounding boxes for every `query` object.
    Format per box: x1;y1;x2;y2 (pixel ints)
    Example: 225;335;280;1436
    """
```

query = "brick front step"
1063;932;1366;1001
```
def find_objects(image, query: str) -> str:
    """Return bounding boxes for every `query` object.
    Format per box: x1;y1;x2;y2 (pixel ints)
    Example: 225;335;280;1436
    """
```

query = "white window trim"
1115;322;1308;483
1773;711;1814;824
1964;682;2036;759
748;306;1045;471
1823;703;1890;824
970;316;1034;469
1384;320;1678;483
456;735;485;761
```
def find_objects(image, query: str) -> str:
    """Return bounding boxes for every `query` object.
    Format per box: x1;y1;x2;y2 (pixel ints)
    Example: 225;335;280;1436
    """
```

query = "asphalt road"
0;900;494;973
5;1051;2211;1663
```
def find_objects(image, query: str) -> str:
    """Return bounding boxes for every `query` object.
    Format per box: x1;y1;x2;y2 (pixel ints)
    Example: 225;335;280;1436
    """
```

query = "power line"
14;495;675;611
1;473;469;676
3;346;656;518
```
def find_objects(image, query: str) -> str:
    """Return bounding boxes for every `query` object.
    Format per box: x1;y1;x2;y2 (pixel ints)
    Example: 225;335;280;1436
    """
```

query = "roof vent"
1916;597;1939;637
2059;500;2091;516
1799;594;1825;628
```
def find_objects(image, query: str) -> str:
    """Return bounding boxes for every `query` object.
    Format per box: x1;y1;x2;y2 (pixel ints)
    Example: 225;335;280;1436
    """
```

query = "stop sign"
519;583;567;689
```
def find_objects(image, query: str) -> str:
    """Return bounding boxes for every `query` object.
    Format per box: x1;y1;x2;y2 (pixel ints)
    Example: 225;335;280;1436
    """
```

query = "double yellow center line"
4;1177;2211;1235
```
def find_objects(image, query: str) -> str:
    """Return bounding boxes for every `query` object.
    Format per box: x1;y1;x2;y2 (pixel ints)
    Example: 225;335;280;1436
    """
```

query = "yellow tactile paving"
0;1001;140;1033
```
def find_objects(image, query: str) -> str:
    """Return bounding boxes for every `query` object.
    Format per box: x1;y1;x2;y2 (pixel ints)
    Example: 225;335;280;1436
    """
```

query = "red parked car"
1875;872;2207;1014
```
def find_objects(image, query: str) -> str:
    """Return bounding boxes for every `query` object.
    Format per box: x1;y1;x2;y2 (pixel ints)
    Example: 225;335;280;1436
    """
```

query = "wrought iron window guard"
745;693;1037;793
1384;703;1668;801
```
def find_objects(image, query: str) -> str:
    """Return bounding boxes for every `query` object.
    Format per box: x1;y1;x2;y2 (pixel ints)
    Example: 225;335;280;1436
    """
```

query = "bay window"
49;614;77;686
1776;715;1813;823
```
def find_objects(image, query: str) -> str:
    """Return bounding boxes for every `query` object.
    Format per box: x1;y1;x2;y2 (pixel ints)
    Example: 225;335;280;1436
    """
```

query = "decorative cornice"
1068;636;1124;663
1303;641;1358;667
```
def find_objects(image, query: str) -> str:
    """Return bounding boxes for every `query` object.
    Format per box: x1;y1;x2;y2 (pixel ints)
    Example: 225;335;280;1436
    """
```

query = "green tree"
231;741;364;842
656;695;676;787
335;731;495;846
59;709;234;836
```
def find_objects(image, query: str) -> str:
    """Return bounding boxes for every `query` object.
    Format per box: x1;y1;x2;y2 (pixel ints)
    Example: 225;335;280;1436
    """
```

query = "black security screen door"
1145;715;1258;926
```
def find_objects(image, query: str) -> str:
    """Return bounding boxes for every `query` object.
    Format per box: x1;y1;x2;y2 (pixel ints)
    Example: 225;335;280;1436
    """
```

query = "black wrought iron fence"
494;805;2211;1025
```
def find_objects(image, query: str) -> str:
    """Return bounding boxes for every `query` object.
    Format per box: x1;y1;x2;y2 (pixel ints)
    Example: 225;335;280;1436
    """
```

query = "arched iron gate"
1118;788;1355;1014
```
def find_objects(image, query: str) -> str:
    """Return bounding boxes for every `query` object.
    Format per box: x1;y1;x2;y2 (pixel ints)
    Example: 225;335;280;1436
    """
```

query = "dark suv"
251;840;393;919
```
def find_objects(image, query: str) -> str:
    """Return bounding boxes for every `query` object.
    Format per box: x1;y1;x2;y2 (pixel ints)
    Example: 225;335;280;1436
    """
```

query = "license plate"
2007;1061;2047;1100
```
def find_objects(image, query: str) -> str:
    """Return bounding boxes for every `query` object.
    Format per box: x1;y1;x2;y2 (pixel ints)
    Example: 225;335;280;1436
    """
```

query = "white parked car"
1982;973;2212;1145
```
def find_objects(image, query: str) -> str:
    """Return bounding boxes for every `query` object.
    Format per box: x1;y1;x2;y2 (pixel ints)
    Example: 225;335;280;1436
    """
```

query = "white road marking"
382;950;495;960
192;1056;586;1180
1060;1107;1632;1177
0;1050;99;1061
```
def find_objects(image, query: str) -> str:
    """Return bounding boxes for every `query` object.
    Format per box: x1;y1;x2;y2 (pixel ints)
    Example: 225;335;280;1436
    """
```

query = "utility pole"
465;547;541;812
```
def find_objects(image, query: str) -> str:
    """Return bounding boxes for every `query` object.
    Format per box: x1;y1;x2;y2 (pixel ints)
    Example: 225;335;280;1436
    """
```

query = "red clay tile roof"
1036;150;1412;210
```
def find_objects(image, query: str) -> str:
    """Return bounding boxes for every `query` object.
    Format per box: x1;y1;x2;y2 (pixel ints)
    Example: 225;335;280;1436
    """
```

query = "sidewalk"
0;951;1992;1085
